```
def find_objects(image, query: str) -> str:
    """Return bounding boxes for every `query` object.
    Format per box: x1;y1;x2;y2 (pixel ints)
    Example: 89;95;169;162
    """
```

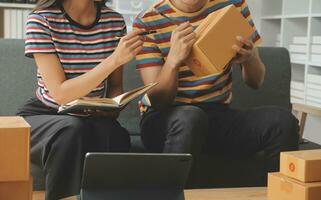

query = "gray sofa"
1;39;319;191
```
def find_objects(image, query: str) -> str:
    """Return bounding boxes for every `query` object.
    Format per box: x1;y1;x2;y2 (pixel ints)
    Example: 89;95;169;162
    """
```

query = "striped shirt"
133;0;261;113
25;4;126;109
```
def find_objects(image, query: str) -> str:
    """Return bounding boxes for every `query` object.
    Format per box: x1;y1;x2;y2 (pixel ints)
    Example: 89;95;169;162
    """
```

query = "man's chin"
180;0;203;6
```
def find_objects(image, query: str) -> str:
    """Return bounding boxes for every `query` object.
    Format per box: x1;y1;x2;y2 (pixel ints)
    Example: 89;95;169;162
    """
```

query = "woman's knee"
46;117;89;154
61;117;88;140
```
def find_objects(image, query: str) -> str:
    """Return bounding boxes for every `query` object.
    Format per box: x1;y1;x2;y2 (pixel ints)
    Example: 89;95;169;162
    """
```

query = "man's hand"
167;22;197;68
231;36;255;65
230;36;266;89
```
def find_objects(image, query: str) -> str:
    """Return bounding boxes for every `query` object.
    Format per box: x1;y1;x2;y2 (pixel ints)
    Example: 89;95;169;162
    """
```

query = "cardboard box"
307;74;321;85
186;5;256;77
289;45;307;53
311;54;321;63
268;173;321;200
290;53;307;62
0;117;30;181
307;101;321;109
0;176;33;200
291;81;305;91
312;36;321;44
307;96;321;105
293;36;308;44
291;97;305;104
312;45;321;54
280;150;321;183
291;89;305;99
307;88;321;99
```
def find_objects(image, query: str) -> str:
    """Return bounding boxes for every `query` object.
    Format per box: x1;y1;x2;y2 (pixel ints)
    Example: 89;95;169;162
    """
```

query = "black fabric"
19;100;130;200
17;97;58;116
140;104;300;186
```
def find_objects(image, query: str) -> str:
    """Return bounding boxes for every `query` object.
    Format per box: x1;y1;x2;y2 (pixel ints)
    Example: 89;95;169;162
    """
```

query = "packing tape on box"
280;177;294;194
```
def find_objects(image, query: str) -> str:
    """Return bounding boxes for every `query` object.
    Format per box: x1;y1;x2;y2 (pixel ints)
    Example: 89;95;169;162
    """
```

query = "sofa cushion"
118;60;143;135
231;47;292;110
0;39;37;115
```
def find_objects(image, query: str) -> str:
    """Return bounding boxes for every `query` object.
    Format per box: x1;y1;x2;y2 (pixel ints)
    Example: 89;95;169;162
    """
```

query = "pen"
116;30;157;40
152;8;180;26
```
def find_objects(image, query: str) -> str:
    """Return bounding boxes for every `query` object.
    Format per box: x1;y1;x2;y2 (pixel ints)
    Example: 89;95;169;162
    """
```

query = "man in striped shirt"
134;0;299;182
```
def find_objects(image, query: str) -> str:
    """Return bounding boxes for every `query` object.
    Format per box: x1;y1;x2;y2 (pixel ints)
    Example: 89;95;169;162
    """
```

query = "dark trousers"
24;115;130;200
140;104;299;181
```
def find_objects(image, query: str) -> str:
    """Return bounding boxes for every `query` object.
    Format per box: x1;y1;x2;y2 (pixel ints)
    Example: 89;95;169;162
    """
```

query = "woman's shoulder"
28;7;63;22
101;6;125;21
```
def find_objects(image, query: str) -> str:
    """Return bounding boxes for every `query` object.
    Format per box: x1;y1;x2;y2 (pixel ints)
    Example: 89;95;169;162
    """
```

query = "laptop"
80;153;193;200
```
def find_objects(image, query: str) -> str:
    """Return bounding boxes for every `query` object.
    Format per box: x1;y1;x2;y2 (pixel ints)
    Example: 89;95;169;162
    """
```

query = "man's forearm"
148;60;179;110
242;49;266;89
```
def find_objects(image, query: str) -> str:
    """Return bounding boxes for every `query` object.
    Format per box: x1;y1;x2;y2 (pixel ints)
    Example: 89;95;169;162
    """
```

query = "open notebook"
58;83;157;115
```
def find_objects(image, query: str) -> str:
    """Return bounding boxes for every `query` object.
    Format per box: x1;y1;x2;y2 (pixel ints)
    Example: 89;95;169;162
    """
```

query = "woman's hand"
111;29;145;67
167;22;197;68
231;36;255;65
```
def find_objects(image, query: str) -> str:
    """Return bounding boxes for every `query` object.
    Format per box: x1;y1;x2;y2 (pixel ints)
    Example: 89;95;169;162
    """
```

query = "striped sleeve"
133;18;164;70
237;0;262;46
119;14;127;36
25;13;56;58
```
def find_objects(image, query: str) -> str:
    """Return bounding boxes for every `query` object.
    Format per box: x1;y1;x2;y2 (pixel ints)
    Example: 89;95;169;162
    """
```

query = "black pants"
18;98;130;200
140;104;299;178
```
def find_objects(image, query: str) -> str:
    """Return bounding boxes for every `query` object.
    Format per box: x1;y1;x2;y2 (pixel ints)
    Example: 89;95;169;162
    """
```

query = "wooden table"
33;187;267;200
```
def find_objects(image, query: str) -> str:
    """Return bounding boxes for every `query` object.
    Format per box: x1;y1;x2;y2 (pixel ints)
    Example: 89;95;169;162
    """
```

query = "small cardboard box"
186;5;256;77
280;150;321;183
0;117;31;181
268;173;321;200
0;176;33;200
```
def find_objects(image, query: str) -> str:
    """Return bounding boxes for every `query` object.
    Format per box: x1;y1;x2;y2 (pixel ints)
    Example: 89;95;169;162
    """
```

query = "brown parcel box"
280;150;321;183
185;5;257;77
0;117;30;181
0;176;33;200
268;173;321;200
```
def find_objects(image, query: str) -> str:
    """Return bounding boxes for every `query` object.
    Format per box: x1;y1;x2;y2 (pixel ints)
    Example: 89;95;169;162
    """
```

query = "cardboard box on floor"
0;176;33;200
0;117;30;181
185;5;256;77
280;149;321;183
268;173;321;200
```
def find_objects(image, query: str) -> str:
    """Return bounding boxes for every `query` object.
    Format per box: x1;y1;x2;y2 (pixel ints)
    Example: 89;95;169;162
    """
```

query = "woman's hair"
33;0;109;11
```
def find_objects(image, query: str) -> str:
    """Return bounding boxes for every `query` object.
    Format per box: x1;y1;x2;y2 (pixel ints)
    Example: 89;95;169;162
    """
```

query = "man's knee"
169;105;209;134
263;107;299;146
164;106;209;153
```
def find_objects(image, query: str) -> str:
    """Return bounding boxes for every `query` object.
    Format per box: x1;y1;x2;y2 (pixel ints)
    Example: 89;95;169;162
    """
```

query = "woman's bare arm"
34;29;145;105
